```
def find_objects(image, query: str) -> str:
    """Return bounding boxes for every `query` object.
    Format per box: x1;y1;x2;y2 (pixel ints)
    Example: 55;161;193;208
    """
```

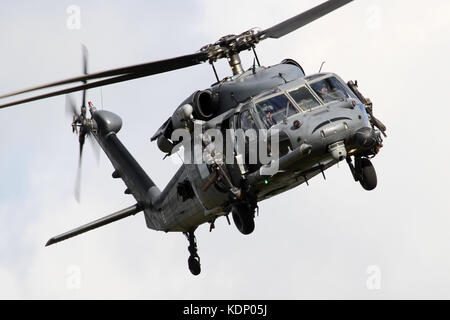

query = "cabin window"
287;86;320;111
254;94;297;128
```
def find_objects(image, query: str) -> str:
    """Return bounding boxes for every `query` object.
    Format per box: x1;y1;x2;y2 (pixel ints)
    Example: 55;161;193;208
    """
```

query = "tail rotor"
65;45;98;202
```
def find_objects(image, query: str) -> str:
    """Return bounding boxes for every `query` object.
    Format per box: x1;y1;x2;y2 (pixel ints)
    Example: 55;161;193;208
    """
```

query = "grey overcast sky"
0;0;449;299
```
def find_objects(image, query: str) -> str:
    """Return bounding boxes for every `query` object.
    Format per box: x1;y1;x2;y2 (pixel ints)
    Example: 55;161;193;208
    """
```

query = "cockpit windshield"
254;93;298;128
310;76;349;103
287;86;320;112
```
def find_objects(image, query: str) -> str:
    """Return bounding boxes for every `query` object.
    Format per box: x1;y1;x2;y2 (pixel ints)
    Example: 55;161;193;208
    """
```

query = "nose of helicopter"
292;101;378;160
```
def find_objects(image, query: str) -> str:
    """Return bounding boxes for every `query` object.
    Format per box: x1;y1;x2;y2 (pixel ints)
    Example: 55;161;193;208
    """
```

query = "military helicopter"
0;0;386;275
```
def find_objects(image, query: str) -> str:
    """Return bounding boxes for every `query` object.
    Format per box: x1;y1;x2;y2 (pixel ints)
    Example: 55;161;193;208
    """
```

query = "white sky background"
0;0;449;299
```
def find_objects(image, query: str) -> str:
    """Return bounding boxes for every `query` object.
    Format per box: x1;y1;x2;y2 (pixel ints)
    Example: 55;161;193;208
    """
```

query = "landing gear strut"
184;231;201;276
346;156;377;191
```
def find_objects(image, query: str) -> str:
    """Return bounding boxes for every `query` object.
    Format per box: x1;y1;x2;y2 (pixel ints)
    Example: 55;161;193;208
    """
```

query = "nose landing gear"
229;181;258;235
185;231;201;275
346;156;377;191
232;202;255;235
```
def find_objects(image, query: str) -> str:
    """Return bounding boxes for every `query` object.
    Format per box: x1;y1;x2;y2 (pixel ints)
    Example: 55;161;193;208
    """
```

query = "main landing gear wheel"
232;203;255;235
185;231;201;275
188;256;201;276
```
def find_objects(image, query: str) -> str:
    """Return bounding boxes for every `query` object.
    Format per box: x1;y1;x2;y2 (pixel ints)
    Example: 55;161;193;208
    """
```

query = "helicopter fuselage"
140;63;382;233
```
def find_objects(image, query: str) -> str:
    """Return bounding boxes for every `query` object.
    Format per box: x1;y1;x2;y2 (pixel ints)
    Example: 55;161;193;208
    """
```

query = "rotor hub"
199;28;262;62
199;28;263;75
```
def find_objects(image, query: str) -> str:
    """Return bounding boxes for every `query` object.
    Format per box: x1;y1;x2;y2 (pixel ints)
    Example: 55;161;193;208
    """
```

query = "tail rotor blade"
80;45;89;117
75;132;86;202
74;155;82;203
79;131;86;163
82;44;89;77
87;133;100;164
81;45;89;110
65;94;78;116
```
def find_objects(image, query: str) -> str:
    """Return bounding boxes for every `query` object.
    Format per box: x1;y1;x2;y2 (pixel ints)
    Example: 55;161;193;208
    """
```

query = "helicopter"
0;0;387;275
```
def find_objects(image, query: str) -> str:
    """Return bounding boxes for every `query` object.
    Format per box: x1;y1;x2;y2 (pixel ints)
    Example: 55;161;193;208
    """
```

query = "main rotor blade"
0;51;208;101
261;0;353;39
0;53;205;109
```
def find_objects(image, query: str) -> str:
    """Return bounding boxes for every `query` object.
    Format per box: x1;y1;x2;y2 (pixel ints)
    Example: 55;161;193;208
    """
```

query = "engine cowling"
280;58;305;77
151;89;220;154
190;89;219;121
171;90;219;131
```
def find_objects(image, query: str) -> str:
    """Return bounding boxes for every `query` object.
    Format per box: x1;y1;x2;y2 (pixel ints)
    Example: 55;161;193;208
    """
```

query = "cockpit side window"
310;77;349;103
239;110;258;130
288;86;320;111
255;94;295;128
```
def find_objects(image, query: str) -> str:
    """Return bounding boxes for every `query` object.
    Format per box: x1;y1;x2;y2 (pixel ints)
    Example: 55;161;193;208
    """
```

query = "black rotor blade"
0;51;208;101
0;72;146;109
82;44;88;77
75;132;86;202
87;133;101;164
79;133;85;159
74;153;82;203
260;0;353;39
65;94;78;116
81;44;89;108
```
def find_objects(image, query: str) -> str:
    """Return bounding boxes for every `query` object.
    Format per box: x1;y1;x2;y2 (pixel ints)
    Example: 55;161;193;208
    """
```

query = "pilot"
330;86;346;100
318;83;333;102
263;105;275;127
257;104;274;128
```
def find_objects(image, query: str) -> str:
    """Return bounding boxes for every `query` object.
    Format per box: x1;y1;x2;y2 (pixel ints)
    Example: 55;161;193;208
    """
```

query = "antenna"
319;61;326;73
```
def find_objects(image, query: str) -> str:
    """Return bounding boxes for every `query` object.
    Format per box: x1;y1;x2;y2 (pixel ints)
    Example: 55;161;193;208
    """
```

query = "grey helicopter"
0;0;386;275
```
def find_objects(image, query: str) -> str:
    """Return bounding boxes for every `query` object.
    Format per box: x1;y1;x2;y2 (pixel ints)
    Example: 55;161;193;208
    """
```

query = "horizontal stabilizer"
46;203;142;246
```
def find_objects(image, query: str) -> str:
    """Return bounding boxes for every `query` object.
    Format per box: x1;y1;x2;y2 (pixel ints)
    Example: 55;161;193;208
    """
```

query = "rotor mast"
228;53;244;75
